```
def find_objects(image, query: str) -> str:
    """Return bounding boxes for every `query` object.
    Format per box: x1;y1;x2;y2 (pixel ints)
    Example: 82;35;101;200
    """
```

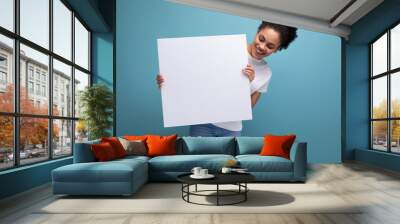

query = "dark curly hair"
257;21;297;50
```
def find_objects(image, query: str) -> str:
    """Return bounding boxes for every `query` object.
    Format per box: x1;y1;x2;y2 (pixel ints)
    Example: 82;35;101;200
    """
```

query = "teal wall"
345;0;400;170
92;32;113;87
116;0;342;163
0;158;72;199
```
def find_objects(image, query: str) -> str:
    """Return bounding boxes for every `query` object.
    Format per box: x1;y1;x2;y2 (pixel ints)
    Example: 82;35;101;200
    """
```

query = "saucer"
190;174;215;179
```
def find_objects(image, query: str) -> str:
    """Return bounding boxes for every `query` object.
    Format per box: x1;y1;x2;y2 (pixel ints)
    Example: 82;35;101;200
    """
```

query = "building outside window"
0;54;7;89
0;54;6;67
28;81;34;94
35;70;40;81
28;66;34;79
42;85;46;97
41;73;46;83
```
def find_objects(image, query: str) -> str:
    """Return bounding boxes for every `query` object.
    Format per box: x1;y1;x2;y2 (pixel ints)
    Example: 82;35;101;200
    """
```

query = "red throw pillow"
91;142;117;161
260;134;296;159
146;134;178;157
101;137;127;158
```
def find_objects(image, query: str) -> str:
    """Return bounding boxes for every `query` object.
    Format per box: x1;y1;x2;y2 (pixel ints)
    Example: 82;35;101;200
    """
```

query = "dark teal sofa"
52;137;307;196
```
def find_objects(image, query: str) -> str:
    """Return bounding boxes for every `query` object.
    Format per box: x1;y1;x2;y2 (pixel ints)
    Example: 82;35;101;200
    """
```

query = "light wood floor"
1;162;400;224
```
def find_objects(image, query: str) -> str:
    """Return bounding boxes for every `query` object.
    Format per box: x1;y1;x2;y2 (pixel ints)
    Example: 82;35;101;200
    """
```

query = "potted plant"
79;84;113;140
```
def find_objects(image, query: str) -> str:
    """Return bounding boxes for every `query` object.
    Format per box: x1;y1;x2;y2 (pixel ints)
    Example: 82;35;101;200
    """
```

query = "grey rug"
37;183;362;214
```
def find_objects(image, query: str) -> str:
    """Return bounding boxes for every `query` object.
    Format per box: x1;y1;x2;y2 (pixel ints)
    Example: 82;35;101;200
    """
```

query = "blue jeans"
189;124;241;137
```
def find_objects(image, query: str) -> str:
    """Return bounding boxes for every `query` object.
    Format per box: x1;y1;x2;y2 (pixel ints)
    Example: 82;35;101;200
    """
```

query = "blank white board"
157;34;252;128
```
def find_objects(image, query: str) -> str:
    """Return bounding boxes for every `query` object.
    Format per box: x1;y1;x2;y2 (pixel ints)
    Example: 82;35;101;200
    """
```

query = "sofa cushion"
116;155;150;163
235;137;263;155
180;137;235;155
236;155;293;172
53;159;147;183
73;139;100;163
149;154;235;172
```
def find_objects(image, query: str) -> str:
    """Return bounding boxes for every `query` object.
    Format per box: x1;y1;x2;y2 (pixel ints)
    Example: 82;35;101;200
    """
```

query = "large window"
0;0;91;171
370;22;400;153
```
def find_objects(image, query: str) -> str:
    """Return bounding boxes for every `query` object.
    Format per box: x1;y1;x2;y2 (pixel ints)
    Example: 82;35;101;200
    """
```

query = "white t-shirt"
213;52;272;131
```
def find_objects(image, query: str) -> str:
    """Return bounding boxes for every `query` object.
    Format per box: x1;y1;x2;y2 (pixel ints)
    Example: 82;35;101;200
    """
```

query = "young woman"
157;21;297;137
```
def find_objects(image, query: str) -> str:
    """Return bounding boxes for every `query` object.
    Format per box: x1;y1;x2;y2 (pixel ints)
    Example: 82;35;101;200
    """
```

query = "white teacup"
221;167;232;174
199;169;208;176
191;167;202;176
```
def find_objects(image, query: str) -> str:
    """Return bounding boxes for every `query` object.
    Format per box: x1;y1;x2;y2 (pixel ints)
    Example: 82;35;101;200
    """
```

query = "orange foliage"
0;84;60;149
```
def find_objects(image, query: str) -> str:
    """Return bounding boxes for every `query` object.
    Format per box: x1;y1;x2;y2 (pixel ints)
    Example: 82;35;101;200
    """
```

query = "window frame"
0;0;92;171
370;19;400;154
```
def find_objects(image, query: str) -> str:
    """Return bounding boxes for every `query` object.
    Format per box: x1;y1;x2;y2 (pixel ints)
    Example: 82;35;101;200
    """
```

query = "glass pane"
53;59;72;117
0;116;13;170
391;24;400;70
20;44;49;115
20;117;49;165
53;0;72;60
20;0;49;49
53;119;72;157
392;72;400;118
0;34;14;112
372;33;387;76
74;69;89;118
74;17;89;70
372;77;387;119
0;0;14;31
75;120;88;143
372;121;388;151
391;120;400;153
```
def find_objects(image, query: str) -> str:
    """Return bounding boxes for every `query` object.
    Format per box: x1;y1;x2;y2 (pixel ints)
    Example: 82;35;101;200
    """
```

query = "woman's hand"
242;64;255;82
156;74;164;89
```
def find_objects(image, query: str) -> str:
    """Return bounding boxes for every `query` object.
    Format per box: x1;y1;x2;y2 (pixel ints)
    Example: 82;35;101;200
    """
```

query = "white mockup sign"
157;34;252;128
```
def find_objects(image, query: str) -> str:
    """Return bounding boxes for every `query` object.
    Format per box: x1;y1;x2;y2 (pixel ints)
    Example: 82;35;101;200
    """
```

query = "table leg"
217;184;219;206
195;184;197;192
245;183;247;201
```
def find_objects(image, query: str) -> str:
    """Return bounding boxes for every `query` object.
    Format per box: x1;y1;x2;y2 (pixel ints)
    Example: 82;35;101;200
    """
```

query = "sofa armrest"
290;142;307;182
73;141;99;163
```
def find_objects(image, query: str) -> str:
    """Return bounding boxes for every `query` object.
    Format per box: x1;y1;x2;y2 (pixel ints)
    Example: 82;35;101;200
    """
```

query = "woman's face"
250;27;281;60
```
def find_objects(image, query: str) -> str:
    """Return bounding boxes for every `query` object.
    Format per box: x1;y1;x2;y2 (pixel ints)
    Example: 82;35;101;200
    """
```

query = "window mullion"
71;10;76;155
49;0;54;160
388;29;392;153
13;0;20;167
370;45;373;149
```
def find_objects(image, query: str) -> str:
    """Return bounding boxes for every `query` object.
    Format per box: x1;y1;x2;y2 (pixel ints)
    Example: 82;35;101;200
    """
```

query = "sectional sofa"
52;137;307;196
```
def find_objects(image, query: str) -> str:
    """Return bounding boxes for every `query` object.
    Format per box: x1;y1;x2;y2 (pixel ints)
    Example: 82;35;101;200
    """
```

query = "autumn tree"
0;84;60;152
372;99;400;143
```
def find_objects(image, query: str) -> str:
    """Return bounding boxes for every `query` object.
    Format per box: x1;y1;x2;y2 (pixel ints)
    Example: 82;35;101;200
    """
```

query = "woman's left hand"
242;64;255;82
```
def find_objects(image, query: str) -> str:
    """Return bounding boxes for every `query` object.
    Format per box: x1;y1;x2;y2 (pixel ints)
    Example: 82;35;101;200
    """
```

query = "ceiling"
167;0;384;39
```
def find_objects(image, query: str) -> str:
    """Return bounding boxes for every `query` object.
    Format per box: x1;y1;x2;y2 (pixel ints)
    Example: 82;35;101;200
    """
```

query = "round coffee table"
177;173;255;206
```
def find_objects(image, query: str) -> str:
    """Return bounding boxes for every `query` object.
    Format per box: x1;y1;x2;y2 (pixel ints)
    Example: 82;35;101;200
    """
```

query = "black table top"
177;172;255;185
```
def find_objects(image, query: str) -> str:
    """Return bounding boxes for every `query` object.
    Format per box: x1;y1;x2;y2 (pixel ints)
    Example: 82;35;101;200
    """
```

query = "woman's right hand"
156;74;164;89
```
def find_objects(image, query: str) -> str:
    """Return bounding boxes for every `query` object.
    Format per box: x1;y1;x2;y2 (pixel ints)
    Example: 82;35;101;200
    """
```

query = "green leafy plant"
79;84;113;140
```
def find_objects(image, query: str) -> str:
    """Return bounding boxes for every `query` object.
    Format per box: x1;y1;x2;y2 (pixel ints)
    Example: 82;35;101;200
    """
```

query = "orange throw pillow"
260;134;296;159
91;142;117;161
146;134;178;157
101;137;127;158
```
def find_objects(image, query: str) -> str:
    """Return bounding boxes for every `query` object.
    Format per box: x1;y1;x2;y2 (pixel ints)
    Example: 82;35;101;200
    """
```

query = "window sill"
0;156;72;176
